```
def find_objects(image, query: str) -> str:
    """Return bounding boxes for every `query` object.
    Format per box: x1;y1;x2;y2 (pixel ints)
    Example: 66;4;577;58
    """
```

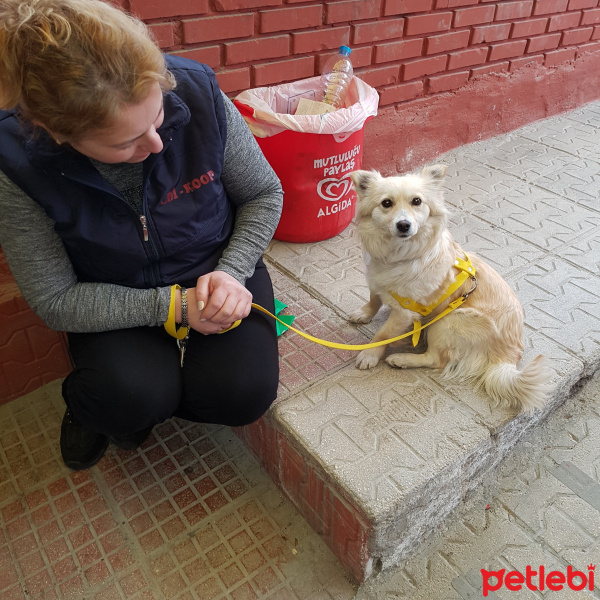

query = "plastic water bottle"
321;46;353;109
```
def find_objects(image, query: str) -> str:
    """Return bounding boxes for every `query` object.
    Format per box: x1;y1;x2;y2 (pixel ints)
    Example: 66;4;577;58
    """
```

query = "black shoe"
60;408;109;470
110;426;153;451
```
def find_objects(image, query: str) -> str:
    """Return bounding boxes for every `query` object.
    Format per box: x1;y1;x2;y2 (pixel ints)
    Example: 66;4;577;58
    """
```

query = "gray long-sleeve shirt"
0;93;283;332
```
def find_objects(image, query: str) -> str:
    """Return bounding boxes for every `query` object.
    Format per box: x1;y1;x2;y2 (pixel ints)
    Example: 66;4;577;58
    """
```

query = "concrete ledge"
237;348;590;582
235;414;373;582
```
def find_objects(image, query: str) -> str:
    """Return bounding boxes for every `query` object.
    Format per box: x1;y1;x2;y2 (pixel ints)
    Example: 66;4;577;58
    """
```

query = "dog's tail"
480;355;554;413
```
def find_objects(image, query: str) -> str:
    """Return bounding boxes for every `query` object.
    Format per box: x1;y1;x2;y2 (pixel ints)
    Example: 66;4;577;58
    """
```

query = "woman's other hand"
189;271;252;334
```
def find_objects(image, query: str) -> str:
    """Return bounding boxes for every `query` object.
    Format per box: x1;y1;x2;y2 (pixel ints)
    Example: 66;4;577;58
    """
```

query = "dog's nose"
396;220;412;233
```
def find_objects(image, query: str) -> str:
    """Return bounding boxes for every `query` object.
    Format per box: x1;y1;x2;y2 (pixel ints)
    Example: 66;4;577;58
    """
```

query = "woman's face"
68;83;165;164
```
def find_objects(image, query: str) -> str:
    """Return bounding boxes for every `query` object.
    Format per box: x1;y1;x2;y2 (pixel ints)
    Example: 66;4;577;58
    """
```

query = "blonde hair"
0;0;176;140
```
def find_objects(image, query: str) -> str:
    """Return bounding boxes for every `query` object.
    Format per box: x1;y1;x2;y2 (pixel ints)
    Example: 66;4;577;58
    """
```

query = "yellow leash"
173;254;478;351
250;253;477;351
250;295;472;351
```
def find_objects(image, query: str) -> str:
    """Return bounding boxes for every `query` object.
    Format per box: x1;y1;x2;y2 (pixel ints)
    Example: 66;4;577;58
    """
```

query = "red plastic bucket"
235;99;371;243
255;127;368;243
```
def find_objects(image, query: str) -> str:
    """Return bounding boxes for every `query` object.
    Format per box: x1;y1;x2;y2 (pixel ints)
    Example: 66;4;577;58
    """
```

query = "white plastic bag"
234;76;379;138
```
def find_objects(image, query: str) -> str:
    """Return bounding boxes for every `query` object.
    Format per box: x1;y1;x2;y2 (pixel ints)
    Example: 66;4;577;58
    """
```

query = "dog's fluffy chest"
366;254;456;309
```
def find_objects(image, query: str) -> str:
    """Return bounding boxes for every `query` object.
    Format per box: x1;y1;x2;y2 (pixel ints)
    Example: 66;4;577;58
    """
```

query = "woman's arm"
215;92;283;284
0;172;172;332
191;92;283;327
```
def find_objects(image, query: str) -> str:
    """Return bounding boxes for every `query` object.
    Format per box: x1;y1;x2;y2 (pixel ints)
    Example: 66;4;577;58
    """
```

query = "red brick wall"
123;0;600;99
0;252;71;405
120;0;600;171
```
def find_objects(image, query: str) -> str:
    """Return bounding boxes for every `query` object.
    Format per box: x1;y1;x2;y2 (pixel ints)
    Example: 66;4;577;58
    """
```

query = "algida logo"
313;145;360;219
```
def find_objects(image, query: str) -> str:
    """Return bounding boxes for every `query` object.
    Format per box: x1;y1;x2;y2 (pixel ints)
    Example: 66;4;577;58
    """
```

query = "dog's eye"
381;198;393;208
411;197;422;206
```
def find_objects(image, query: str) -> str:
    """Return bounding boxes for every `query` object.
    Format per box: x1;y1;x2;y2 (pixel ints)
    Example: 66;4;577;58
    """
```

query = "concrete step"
237;100;600;583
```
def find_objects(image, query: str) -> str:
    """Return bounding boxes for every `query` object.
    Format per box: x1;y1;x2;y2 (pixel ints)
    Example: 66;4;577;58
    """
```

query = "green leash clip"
273;298;295;337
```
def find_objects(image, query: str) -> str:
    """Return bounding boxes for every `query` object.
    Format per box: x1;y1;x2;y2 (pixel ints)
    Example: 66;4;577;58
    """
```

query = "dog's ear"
351;170;379;198
421;164;447;182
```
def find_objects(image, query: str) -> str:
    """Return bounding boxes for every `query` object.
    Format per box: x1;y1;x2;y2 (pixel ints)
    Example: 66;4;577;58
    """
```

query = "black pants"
63;264;279;438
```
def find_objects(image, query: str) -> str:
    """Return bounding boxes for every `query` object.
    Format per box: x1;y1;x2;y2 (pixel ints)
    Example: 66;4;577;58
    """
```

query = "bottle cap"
339;45;351;56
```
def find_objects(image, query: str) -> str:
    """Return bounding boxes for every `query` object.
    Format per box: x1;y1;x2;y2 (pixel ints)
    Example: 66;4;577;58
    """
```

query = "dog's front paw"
386;354;408;369
349;308;374;324
356;349;381;370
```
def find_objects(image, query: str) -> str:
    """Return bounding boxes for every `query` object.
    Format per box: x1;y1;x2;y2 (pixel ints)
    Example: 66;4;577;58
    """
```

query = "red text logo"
162;171;215;204
482;565;595;596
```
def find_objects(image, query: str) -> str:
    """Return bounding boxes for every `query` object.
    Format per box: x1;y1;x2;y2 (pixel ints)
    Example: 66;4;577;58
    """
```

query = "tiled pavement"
1;100;600;598
0;381;357;600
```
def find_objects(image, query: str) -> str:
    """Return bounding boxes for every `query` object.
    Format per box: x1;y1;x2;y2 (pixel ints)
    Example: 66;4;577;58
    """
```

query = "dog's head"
350;165;449;242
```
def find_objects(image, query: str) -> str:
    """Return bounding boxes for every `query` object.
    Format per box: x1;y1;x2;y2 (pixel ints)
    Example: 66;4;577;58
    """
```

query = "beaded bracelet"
180;287;188;329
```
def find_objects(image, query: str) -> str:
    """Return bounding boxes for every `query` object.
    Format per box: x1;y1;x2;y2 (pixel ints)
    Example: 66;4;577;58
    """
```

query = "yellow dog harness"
389;253;477;346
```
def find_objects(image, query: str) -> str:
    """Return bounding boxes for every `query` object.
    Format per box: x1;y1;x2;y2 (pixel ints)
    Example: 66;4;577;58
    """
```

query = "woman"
0;0;283;469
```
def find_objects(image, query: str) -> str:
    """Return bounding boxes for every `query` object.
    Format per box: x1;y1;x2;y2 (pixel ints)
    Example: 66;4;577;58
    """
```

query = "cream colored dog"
349;165;552;413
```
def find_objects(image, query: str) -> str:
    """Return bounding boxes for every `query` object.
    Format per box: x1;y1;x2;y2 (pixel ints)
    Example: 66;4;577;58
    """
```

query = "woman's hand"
188;271;252;335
